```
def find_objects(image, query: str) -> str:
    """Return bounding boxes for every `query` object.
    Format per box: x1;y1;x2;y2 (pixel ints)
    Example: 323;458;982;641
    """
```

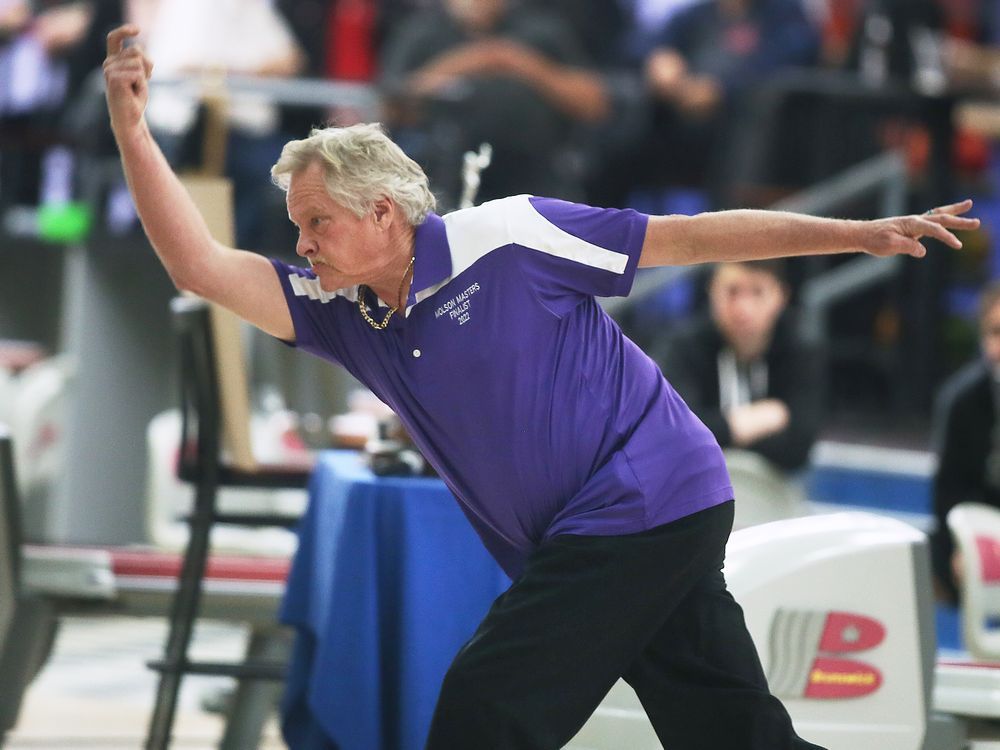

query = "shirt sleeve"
269;257;352;366
513;196;648;318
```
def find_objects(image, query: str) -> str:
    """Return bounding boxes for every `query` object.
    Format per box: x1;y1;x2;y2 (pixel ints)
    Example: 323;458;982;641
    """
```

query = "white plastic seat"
146;409;303;557
946;502;1000;660
935;499;1000;721
725;448;807;529
2;354;71;541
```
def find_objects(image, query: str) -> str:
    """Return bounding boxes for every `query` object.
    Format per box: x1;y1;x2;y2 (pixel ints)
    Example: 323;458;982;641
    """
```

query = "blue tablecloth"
280;451;510;750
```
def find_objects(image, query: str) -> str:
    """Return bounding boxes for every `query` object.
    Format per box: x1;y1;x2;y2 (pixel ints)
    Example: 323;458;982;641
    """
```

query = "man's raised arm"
104;25;294;341
638;201;980;268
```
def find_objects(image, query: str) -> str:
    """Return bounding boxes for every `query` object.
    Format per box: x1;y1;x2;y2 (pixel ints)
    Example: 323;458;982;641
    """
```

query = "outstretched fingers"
867;200;978;258
914;217;963;249
924;198;974;217
909;199;980;252
925;211;980;231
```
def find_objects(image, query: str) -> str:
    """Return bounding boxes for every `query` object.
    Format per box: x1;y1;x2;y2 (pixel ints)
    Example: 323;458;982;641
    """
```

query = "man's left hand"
863;199;980;258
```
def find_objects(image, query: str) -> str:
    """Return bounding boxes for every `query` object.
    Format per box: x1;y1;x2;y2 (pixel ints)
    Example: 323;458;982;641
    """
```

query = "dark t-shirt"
657;0;819;99
380;7;591;201
650;313;824;470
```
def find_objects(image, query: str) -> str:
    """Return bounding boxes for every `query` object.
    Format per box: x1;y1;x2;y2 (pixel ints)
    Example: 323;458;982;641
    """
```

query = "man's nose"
732;295;756;316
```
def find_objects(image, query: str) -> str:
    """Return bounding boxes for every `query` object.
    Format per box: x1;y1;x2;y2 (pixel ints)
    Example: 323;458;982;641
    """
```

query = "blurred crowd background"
2;0;1000;442
4;3;1000;739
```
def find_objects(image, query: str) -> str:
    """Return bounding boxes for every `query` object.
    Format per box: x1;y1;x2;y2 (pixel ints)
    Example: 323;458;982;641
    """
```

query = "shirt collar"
406;212;452;314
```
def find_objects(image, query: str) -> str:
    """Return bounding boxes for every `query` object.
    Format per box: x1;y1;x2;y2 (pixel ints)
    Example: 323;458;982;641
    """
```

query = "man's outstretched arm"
104;25;294;341
638;201;980;268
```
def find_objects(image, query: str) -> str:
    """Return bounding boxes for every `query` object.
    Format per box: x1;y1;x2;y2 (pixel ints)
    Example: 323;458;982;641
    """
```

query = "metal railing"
601;149;911;345
780;151;908;344
147;73;380;116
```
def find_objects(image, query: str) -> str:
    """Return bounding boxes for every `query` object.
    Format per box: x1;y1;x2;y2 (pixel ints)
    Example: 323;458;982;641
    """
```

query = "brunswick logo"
767;609;885;700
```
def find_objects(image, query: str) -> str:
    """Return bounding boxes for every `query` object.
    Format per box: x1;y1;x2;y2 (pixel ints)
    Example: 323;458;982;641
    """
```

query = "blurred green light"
38;202;93;244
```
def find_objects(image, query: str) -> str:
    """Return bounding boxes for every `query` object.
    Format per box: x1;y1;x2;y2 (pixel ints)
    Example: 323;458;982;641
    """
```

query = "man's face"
981;300;1000;369
287;161;392;291
709;264;787;354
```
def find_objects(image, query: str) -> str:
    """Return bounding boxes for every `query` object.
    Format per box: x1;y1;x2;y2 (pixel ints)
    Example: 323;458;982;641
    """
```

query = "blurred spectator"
278;0;376;82
931;282;1000;605
813;0;862;67
946;39;1000;92
845;0;944;91
585;0;820;209
524;0;629;67
650;259;824;471
631;0;699;43
943;0;1000;93
625;0;702;63
0;0;120;209
144;0;305;247
277;0;381;130
379;0;609;207
375;0;437;42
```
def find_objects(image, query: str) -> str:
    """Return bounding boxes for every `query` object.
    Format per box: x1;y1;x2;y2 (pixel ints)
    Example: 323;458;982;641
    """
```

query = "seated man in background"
586;0;820;209
931;282;1000;605
379;0;609;207
651;260;823;524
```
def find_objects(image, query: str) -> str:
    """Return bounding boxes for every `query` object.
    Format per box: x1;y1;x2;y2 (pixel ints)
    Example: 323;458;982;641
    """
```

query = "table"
280;451;510;750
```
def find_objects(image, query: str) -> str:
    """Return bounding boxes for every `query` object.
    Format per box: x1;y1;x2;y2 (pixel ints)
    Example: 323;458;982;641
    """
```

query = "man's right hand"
645;49;687;101
103;25;153;136
727;399;790;446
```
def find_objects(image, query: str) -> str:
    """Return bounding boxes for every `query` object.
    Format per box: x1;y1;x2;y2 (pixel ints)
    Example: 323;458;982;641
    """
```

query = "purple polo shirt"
271;195;732;578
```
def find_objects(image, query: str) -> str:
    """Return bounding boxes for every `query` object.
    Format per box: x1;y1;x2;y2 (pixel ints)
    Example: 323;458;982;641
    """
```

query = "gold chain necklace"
358;255;415;330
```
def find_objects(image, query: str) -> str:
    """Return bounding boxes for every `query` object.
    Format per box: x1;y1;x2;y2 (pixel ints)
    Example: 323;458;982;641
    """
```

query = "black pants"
425;501;826;750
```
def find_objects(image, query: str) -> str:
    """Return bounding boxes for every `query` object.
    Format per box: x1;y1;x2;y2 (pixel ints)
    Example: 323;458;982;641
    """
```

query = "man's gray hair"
271;123;436;225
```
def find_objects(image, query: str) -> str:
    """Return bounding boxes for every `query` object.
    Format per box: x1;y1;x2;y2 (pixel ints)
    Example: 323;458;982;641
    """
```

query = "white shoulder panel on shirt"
443;195;630;278
288;273;359;304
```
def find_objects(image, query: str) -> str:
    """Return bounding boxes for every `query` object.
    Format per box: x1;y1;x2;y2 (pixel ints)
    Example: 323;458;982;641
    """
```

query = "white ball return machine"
569;511;1000;750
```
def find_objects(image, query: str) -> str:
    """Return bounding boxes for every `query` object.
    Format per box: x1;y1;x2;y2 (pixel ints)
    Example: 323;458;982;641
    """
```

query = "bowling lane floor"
5;616;284;749
7;615;1000;749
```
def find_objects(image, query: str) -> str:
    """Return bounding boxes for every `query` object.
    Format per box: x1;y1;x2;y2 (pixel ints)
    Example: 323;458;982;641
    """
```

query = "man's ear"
372;197;394;230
